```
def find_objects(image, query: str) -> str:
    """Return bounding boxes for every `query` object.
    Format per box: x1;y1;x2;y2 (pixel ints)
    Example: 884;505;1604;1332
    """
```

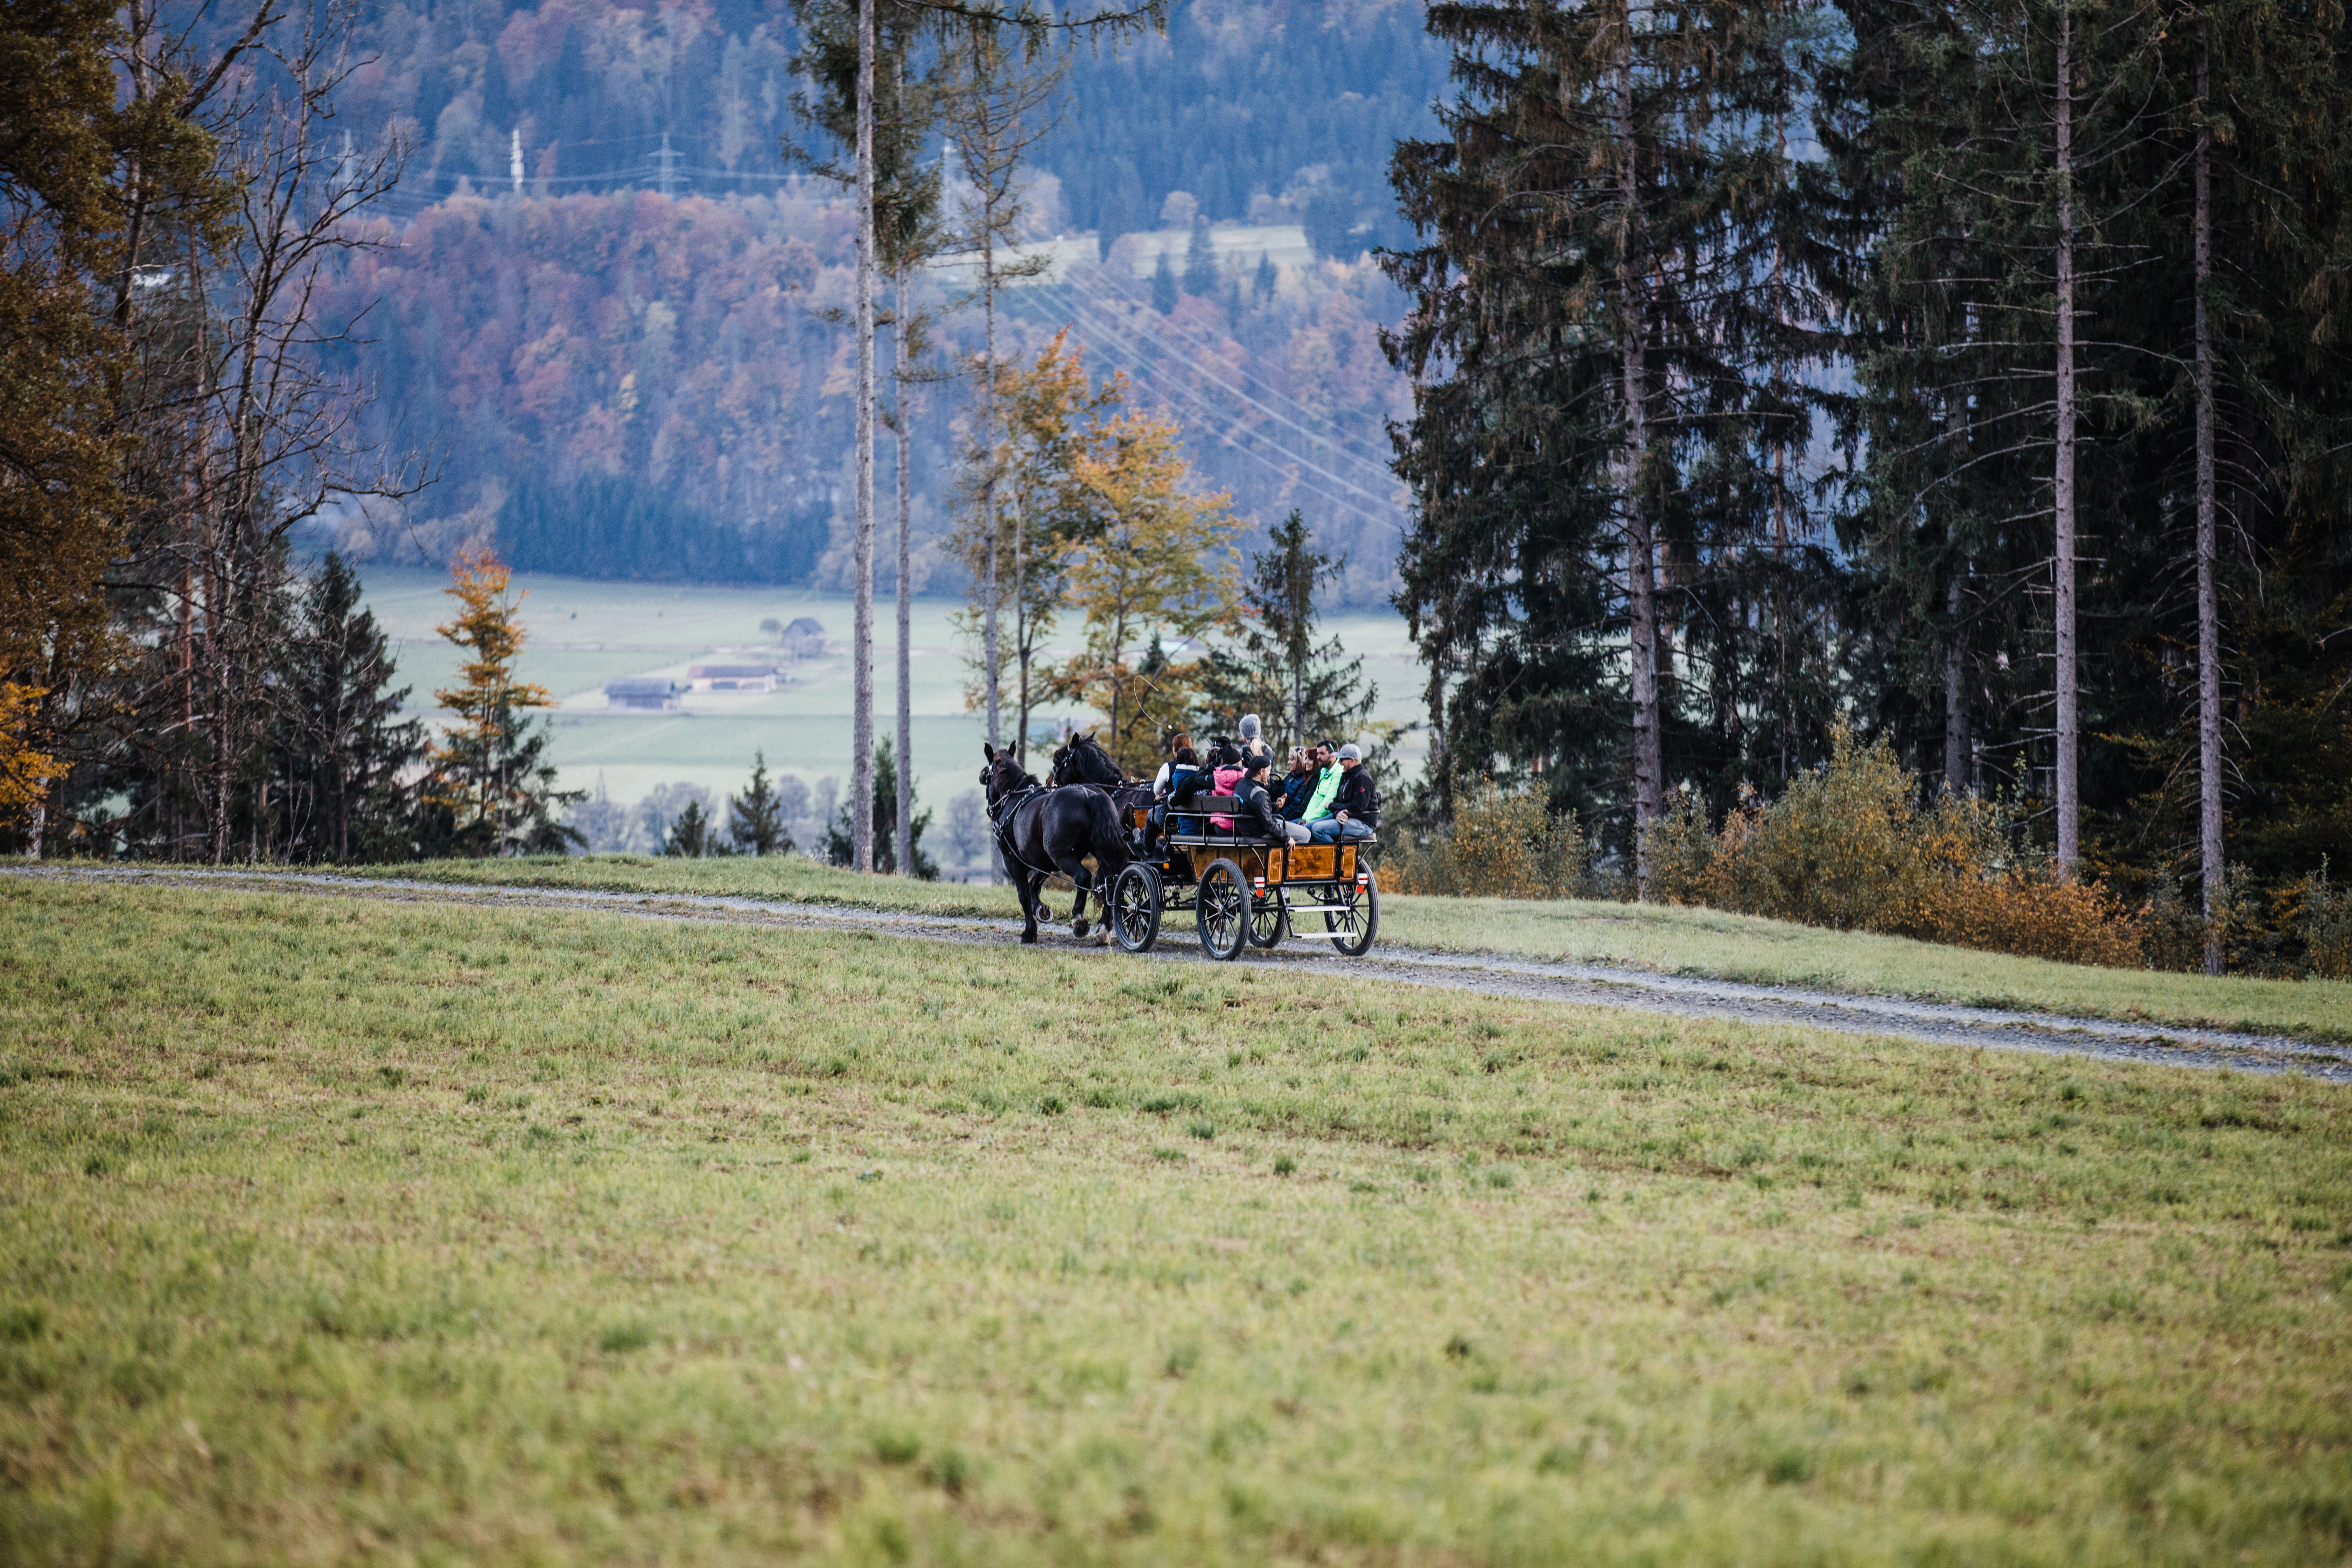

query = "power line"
1056;267;1399;483
1003;288;1401;532
1021;286;1404;516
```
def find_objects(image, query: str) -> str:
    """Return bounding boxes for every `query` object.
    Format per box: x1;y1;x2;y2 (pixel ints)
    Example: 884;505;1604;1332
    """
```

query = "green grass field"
353;568;1432;813
3;877;2348;1565
338;854;2352;1043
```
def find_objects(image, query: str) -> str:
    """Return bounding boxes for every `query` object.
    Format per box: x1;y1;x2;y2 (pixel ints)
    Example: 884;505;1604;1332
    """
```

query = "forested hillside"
315;190;1408;600
304;0;1424;600
334;0;1441;248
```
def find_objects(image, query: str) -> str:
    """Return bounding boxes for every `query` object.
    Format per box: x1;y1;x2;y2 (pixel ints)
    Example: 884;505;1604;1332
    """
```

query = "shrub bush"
1646;727;2145;968
1382;778;1592;899
2281;863;2352;980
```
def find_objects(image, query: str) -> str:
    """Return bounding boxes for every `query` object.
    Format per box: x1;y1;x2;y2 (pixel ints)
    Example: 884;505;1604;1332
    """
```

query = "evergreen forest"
1385;0;2352;963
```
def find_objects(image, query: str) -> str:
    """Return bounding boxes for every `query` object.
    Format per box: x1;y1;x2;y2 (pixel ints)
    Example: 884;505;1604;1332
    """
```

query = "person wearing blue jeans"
1308;743;1378;843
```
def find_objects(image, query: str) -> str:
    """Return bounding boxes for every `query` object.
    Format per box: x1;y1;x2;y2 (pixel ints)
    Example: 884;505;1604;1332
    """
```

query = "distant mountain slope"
312;0;1429;599
319;190;1409;602
344;0;1446;249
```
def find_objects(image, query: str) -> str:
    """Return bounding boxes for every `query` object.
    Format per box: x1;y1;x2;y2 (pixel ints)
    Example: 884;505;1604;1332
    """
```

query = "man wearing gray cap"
1309;743;1378;843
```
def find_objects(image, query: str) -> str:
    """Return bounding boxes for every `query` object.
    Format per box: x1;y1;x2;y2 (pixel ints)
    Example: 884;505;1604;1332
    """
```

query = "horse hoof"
1021;929;1039;945
1071;919;1089;940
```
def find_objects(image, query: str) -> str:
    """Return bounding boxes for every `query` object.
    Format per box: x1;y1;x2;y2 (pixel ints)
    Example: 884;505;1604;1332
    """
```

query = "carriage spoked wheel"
1324;877;1380;958
1247;887;1286;950
1196;858;1248;961
1111;862;1163;954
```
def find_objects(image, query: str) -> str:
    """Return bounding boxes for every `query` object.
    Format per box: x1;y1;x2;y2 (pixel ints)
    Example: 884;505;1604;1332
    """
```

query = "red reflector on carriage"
1252;877;1266;894
1357;869;1369;886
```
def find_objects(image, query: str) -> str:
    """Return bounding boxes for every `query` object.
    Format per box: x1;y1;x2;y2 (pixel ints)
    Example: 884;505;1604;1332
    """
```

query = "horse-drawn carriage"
979;734;1378;963
1104;798;1379;961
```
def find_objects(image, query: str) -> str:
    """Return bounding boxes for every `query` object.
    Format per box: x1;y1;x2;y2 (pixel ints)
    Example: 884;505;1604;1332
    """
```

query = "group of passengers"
1149;712;1378;847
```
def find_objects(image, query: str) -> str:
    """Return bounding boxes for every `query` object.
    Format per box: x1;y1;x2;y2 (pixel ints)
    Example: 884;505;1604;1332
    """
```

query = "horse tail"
1084;786;1131;871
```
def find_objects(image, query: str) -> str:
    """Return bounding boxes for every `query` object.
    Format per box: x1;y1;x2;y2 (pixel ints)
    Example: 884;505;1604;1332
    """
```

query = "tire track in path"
14;866;2352;1082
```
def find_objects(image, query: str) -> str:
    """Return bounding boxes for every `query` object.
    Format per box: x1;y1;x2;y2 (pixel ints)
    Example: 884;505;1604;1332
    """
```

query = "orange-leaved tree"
426;546;581;856
0;682;63;839
1046;409;1242;775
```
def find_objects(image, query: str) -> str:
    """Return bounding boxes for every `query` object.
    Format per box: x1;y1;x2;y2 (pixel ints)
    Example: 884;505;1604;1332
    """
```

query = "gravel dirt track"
13;865;2351;1082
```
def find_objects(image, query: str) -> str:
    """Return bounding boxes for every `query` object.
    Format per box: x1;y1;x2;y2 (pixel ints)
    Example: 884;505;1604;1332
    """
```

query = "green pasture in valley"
352;567;1433;813
349;854;2352;1043
3;878;2348;1565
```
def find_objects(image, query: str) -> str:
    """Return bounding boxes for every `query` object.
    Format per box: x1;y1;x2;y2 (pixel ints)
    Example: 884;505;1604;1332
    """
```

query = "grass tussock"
0;878;2348;1564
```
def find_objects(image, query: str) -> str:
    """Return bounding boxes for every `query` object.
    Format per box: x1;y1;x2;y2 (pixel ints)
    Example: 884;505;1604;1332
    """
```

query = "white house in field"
687;663;781;693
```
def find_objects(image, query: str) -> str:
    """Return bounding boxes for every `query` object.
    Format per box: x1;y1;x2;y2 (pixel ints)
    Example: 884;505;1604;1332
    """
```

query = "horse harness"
986;783;1059;883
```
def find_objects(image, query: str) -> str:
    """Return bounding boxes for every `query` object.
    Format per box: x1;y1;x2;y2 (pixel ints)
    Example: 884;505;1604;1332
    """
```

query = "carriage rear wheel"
1324;877;1380;958
1111;862;1162;953
1196;859;1248;961
1248;887;1286;949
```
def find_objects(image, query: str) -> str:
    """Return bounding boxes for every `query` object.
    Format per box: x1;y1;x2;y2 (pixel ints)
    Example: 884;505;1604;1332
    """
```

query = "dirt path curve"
16;866;2352;1082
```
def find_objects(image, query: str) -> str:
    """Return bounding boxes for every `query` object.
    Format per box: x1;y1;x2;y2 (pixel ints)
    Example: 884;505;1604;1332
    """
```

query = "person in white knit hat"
1237;713;1269;763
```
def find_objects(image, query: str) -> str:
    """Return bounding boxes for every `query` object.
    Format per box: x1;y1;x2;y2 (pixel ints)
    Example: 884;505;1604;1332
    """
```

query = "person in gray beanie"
1237;713;1268;761
1310;742;1378;842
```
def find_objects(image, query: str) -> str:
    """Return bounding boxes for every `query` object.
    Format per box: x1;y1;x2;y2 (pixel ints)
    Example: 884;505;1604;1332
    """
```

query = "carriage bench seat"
1167;798;1376;851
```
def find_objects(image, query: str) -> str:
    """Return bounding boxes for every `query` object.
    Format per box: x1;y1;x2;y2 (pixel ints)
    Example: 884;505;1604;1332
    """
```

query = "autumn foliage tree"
426;547;581;857
1047;408;1242;775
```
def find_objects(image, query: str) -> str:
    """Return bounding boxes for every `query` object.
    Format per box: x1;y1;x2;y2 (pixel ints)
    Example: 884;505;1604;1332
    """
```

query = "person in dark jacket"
1277;748;1316;819
1148;745;1201;849
1236;755;1310;843
1309;743;1378;842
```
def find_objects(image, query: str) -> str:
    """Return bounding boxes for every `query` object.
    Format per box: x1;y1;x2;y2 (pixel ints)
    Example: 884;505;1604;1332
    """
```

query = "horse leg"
1016;873;1041;944
1052;852;1101;942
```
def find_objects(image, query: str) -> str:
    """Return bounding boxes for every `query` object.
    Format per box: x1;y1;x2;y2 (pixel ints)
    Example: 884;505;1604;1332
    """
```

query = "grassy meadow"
334;853;2352;1043
3;877;2350;1565
351;568;1433;813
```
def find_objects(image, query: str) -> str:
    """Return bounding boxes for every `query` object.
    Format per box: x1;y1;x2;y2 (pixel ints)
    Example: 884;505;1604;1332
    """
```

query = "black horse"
982;743;1133;944
1049;731;1157;824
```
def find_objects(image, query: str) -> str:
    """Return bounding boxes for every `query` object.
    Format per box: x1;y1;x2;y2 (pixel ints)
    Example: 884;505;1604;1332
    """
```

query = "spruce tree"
1201;511;1374;752
1183;218;1218;296
823;740;936;877
1149;248;1177;314
664;798;716;858
728;750;793;856
280;553;425;863
1387;0;1818;881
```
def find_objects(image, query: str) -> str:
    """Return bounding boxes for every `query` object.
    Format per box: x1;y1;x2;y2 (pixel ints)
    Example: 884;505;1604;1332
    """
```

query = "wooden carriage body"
1111;794;1378;961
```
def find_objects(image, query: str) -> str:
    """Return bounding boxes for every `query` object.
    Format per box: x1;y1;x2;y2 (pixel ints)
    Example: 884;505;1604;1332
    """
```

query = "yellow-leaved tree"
0;683;63;840
1047;410;1242;775
426;546;581;856
952;329;1125;768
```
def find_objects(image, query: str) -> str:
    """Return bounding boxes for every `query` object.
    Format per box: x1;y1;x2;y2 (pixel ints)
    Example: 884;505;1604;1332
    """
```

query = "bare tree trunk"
1616;15;1661;892
2194;24;2223;973
2052;0;2080;869
894;256;914;877
1013;489;1031;768
1945;575;1968;791
850;0;876;874
981;222;1002;758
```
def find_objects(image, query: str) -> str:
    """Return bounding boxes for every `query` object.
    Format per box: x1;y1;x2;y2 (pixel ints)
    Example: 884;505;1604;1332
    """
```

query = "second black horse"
981;743;1133;944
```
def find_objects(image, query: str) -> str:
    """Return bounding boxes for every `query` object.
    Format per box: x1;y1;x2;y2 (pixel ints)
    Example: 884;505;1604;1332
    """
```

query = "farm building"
604;677;682;712
687;664;781;693
782;617;825;659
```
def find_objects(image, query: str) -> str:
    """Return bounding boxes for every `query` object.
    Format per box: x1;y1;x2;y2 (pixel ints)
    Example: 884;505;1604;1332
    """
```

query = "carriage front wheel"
1196;859;1248;961
1324;877;1379;957
1111;861;1163;953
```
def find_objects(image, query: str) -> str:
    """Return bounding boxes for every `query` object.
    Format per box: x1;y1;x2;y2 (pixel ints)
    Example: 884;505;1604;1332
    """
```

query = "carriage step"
1278;929;1354;939
1281;905;1360;917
